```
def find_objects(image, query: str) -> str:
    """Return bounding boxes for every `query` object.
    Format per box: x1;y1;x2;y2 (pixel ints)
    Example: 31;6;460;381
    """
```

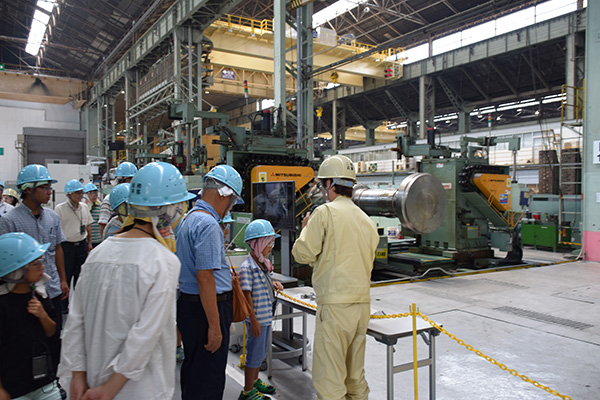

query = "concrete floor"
209;251;599;400
59;248;597;399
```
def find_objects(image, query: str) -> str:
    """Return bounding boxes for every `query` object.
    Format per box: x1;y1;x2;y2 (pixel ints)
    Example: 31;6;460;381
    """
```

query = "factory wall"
0;99;80;186
582;1;600;261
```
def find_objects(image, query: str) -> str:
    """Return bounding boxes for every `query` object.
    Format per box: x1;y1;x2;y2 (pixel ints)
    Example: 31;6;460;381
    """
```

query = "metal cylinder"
352;173;447;234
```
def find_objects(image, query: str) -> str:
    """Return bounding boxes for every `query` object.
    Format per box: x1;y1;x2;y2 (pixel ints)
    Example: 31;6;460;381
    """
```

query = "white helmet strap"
331;178;354;188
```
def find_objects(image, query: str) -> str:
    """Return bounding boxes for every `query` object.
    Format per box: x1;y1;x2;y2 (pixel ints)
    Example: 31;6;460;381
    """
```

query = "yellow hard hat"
3;188;17;198
317;155;356;184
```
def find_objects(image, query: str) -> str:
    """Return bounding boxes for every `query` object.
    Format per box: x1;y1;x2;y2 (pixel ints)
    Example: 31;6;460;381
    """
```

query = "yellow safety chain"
277;290;573;400
277;290;317;310
278;290;412;319
417;312;573;400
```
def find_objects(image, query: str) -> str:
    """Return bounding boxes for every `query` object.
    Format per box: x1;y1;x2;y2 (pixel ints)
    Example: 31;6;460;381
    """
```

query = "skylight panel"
496;8;535;36
398;0;584;65
313;0;369;28
432;32;461;56
25;0;57;56
33;9;51;25
402;43;428;64
461;21;495;47
37;0;56;12
535;0;578;23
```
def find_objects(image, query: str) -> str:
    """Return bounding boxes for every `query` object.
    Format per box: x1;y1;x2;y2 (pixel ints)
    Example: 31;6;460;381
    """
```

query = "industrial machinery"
521;193;582;251
358;134;525;277
205;112;313;210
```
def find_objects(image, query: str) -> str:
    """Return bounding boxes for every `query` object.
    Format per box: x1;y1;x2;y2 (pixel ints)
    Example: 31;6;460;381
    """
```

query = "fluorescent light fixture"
313;0;369;28
25;0;57;56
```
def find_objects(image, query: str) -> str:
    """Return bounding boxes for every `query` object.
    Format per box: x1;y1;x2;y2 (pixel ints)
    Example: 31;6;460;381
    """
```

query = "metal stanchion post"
411;303;419;400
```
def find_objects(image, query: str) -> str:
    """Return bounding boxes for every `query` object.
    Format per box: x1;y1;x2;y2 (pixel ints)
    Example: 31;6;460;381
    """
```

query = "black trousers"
62;239;89;289
177;296;233;400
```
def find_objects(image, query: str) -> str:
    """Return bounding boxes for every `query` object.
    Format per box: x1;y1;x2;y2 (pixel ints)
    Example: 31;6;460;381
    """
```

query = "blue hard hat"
65;179;84;194
17;164;57;186
128;162;196;207
115;162;138;178
221;213;235;224
109;183;130;209
83;183;98;193
0;179;4;188
204;165;244;204
244;219;280;242
0;232;50;277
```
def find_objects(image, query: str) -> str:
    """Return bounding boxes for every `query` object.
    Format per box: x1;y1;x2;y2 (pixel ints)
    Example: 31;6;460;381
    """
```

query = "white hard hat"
317;155;356;186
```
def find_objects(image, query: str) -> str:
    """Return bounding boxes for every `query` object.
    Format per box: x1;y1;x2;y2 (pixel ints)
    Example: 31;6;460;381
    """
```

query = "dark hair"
333;185;353;198
116;219;151;235
323;179;353;198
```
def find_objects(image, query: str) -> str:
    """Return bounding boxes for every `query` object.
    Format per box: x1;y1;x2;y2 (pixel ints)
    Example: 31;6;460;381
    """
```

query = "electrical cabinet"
521;222;565;252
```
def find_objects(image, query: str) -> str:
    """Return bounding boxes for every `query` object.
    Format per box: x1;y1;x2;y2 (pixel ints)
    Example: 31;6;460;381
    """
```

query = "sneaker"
176;346;184;362
254;378;276;394
238;388;271;400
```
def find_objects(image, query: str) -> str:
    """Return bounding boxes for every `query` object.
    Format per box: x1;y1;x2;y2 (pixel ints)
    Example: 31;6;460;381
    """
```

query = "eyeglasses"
36;186;52;192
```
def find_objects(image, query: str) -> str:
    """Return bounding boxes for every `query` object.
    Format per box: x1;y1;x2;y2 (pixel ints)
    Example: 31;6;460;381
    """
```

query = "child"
0;232;62;400
238;219;284;400
103;183;130;239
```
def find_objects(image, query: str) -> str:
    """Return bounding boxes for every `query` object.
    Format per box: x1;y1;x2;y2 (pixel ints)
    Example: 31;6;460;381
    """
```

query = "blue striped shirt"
239;256;274;326
0;205;66;299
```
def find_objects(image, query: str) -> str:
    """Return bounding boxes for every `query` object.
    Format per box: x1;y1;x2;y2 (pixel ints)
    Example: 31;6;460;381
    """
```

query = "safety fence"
277;291;573;400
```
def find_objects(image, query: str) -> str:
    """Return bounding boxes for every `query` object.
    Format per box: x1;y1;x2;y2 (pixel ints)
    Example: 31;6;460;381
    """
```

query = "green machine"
521;193;582;251
356;134;525;274
206;115;312;209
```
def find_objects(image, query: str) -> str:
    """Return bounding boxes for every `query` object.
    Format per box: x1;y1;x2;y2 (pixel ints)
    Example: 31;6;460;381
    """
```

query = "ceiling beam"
441;0;459;15
461;67;490;101
488;59;518;96
366;2;426;26
520;52;550;90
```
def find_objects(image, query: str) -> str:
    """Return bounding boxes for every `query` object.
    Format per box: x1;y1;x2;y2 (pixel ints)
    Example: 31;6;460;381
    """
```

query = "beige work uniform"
292;195;379;400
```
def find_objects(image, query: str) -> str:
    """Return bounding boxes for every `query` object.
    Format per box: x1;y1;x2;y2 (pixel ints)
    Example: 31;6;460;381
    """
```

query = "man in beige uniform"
292;155;379;400
55;179;93;294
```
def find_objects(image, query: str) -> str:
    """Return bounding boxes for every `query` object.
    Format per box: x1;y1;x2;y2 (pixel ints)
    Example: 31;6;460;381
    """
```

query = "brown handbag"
230;267;251;322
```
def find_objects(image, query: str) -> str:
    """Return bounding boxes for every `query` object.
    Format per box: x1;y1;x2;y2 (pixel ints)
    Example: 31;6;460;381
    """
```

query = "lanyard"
67;201;83;225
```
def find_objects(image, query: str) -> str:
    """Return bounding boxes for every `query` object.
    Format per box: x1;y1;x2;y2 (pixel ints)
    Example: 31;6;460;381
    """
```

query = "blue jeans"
13;382;61;400
177;296;233;400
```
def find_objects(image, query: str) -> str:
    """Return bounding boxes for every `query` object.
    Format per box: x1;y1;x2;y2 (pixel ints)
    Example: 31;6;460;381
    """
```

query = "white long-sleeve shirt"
58;236;181;400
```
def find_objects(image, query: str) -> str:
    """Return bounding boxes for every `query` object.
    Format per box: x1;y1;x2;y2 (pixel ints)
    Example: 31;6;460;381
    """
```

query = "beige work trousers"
313;303;371;400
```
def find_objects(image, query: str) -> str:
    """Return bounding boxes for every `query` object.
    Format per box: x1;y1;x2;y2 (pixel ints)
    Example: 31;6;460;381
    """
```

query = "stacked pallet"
539;150;558;194
561;148;582;195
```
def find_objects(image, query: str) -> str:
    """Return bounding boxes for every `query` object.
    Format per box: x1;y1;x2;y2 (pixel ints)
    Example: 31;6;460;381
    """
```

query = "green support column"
273;0;287;136
300;3;314;159
419;75;435;140
582;1;600;261
124;72;131;162
364;121;379;146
